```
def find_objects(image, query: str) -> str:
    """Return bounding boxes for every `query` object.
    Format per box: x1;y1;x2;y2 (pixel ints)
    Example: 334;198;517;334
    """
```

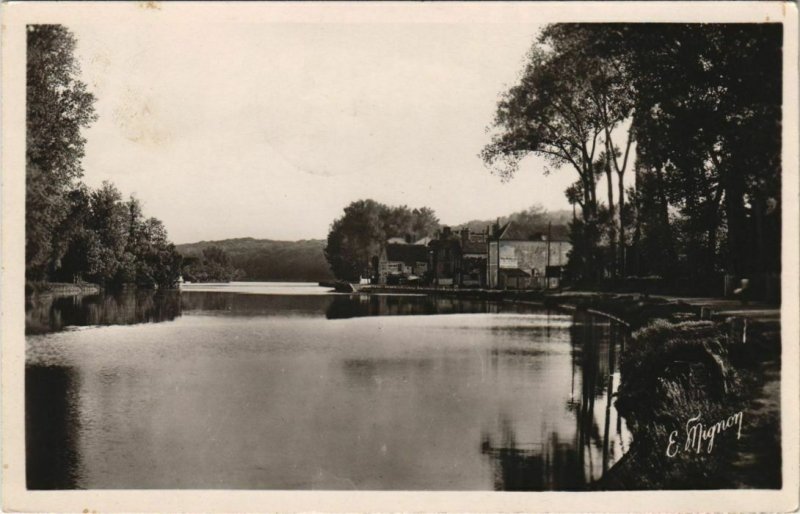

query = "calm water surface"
26;282;631;490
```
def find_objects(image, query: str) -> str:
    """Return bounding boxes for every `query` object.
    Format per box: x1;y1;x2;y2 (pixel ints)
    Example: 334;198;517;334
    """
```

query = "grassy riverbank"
549;293;781;489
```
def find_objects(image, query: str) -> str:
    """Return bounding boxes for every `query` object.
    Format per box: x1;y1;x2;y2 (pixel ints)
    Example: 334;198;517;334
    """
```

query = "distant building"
428;226;488;287
487;222;571;290
428;227;460;286
378;243;429;285
459;228;488;287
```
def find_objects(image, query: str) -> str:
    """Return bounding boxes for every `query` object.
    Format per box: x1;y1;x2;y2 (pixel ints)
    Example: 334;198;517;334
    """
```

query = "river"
25;282;631;490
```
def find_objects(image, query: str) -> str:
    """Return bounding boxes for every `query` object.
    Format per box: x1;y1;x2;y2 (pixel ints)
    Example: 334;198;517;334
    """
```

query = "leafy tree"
26;25;183;290
83;182;129;283
51;185;94;282
481;25;634;281
618;24;781;286
26;25;97;281
410;207;440;241
181;245;243;283
325;200;387;281
53;183;183;287
486;23;782;297
324;200;440;281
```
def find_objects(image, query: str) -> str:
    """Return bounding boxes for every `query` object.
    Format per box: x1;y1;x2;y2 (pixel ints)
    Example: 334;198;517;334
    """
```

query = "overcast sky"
72;22;579;244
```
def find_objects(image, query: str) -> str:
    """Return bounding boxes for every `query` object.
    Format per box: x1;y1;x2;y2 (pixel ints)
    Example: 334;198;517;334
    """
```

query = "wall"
488;240;571;289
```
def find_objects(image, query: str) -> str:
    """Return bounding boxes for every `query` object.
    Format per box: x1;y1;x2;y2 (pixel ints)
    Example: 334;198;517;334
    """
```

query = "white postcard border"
2;2;798;512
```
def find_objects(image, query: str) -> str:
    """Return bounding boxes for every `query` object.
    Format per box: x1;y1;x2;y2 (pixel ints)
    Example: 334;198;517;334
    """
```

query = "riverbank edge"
545;294;780;490
360;285;781;490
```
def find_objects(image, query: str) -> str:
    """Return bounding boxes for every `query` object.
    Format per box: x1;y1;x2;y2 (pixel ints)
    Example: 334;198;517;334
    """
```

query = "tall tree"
410;207;440;241
324;200;440;281
481;25;633;281
619;24;782;286
26;25;97;281
486;23;782;296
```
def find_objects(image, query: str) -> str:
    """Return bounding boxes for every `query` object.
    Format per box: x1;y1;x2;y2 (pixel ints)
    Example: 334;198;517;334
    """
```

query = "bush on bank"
601;317;779;489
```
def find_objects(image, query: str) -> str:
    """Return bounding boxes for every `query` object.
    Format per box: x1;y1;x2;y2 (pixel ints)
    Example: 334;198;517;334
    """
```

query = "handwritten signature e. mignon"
666;411;744;457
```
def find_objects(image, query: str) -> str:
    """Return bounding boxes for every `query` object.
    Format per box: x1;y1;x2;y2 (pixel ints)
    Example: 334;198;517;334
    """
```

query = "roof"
461;240;487;255
385;244;428;265
428;238;460;250
387;237;408;245
499;268;531;278
496;221;570;242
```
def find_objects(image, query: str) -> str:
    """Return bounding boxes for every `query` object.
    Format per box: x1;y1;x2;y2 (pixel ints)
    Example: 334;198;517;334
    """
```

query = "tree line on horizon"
482;23;781;298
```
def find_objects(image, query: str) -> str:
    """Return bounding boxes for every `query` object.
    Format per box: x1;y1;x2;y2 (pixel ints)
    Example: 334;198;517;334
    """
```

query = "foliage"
481;24;635;281
26;25;182;289
52;183;184;287
181;245;244;283
324;200;440;281
484;24;782;297
619;24;782;285
26;25;98;280
601;319;774;489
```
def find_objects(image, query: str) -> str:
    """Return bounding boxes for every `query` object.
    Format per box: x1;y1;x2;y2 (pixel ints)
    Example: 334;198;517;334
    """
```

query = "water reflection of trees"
481;310;628;491
481;416;584;491
26;290;182;335
26;365;80;489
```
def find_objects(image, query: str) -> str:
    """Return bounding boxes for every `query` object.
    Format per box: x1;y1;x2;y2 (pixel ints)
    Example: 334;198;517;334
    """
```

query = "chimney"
442;226;451;239
460;228;469;244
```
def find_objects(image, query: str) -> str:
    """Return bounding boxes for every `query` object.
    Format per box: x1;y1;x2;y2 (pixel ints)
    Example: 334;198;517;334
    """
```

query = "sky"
72;22;581;244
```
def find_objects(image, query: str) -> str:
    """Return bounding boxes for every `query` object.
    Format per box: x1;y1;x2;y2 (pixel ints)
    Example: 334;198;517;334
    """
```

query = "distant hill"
176;238;333;282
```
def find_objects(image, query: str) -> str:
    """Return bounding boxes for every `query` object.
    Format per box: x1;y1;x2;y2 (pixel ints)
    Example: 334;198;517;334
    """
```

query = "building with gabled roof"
377;243;429;284
487;221;571;289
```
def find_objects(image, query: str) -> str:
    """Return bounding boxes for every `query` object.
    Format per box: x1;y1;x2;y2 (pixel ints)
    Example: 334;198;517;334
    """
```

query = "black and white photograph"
2;2;798;512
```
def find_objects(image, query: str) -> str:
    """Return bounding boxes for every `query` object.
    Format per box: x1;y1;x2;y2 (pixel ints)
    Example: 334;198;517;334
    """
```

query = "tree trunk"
654;164;676;277
605;165;617;279
752;193;766;300
722;169;748;277
617;170;626;277
631;162;642;276
706;205;720;285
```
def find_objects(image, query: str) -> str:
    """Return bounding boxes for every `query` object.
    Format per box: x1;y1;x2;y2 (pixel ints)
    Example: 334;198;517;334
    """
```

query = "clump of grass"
618;320;738;424
602;319;747;489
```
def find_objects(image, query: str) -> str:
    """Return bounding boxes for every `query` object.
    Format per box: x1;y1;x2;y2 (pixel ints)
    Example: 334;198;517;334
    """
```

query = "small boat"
334;281;360;293
319;280;365;293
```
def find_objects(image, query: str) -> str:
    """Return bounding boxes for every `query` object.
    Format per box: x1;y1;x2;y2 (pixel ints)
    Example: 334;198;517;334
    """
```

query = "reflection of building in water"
480;311;631;491
325;294;501;320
